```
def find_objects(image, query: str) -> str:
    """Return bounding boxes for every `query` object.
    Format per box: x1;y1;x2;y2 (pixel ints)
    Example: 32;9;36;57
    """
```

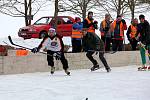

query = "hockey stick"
8;36;33;50
88;50;117;54
139;42;150;56
8;36;48;55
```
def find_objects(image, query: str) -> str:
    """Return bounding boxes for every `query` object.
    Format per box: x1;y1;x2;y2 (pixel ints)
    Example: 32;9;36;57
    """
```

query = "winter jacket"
126;25;138;40
110;20;127;40
82;32;104;52
100;19;111;37
137;20;150;45
37;34;64;52
83;17;98;32
72;22;83;39
72;22;83;30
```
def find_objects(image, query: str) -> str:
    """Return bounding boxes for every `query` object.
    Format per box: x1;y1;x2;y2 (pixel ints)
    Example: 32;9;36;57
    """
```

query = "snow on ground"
0;65;150;100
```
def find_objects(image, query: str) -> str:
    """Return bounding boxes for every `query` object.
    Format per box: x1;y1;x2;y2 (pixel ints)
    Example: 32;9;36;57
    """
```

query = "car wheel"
39;31;47;39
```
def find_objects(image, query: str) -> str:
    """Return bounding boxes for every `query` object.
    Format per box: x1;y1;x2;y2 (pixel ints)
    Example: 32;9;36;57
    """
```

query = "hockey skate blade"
90;66;102;71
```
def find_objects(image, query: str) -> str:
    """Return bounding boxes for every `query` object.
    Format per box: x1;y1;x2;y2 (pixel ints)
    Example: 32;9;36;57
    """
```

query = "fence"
0;50;142;75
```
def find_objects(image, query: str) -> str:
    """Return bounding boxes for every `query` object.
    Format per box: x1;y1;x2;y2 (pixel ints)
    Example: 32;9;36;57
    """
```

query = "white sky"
0;65;150;100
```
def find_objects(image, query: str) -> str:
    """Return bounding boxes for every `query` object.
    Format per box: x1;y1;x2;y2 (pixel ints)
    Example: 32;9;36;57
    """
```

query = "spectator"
72;17;83;52
110;15;127;51
100;13;112;51
126;18;139;50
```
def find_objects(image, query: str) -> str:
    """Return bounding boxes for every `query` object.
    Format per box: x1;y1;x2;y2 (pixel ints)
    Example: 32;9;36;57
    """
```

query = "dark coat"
82;32;104;52
137;20;150;45
83;17;98;29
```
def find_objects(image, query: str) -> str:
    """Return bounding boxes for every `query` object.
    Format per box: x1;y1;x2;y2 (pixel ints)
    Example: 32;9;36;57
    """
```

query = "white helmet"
48;28;56;36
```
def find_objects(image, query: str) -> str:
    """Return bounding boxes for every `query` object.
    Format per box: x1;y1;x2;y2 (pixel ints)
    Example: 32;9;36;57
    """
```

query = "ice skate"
65;70;70;76
91;64;100;71
51;67;55;74
106;68;111;73
138;65;147;71
148;66;150;71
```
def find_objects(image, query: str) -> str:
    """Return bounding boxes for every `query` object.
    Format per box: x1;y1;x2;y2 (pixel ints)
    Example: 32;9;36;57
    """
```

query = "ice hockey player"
82;11;111;72
137;14;150;71
31;28;70;75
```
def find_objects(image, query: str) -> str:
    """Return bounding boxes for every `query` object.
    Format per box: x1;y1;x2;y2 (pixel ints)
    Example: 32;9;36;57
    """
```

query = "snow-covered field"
0;65;150;100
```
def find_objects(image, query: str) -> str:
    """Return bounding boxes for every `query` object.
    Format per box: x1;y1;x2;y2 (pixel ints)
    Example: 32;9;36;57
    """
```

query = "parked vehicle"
0;45;8;56
18;16;75;39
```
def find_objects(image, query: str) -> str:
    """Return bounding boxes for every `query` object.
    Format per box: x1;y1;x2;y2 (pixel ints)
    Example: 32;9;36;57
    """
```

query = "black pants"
86;51;110;70
47;50;68;70
72;38;82;53
129;39;138;50
101;36;111;51
101;36;105;43
112;39;123;51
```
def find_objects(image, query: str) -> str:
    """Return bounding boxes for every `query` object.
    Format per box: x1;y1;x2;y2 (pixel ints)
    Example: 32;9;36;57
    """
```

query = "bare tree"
96;0;150;20
138;0;150;3
125;0;150;20
59;0;98;19
53;0;59;29
96;0;127;17
0;0;50;26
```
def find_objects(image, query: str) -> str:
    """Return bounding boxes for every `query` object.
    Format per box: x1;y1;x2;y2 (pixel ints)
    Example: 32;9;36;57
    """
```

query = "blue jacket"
73;22;83;30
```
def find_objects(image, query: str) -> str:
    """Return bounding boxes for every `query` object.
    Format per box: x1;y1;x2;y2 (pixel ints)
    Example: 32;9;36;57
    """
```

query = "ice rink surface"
0;65;150;100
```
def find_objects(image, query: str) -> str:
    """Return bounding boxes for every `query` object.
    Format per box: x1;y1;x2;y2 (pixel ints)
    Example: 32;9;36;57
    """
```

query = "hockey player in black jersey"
31;28;70;75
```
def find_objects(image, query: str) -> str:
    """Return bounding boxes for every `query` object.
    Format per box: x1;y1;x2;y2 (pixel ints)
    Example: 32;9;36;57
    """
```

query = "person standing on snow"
110;15;127;51
72;17;83;52
31;28;70;75
126;18;139;50
82;11;111;72
136;14;150;71
100;13;112;51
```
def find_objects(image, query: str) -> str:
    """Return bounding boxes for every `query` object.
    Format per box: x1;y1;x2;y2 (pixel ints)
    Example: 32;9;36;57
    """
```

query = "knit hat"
75;17;81;22
88;11;93;15
139;14;145;19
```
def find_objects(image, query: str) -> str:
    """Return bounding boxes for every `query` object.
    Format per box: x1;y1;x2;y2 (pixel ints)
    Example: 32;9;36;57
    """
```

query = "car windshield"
34;17;52;25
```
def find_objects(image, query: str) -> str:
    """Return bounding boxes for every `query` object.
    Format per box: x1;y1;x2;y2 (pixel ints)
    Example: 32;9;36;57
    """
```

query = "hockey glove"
139;42;146;48
31;47;39;53
135;36;140;42
55;52;62;60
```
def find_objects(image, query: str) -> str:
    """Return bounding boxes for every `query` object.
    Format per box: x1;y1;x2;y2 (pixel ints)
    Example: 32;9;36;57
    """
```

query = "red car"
18;16;75;39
